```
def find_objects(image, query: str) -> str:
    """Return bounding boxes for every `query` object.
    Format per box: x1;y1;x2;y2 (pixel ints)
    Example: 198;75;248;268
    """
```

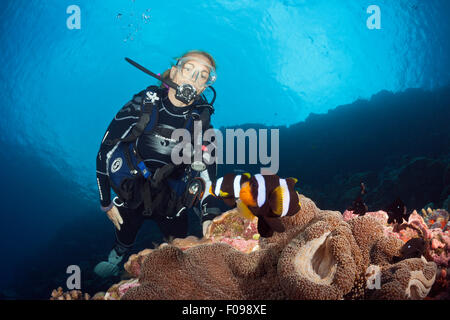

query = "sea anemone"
366;257;437;300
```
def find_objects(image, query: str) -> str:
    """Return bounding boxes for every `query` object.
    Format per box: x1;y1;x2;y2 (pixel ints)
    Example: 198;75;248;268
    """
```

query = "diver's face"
170;54;213;93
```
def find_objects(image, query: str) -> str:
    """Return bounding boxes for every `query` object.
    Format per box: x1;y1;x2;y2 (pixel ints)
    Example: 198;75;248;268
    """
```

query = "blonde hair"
159;50;216;88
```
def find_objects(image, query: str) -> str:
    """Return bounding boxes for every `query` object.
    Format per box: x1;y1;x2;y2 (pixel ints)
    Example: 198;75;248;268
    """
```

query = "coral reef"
123;209;260;280
94;195;438;300
122;243;284;300
124;249;154;278
103;278;141;300
365;257;437;300
53;195;446;300
344;207;450;269
205;209;259;242
427;267;450;299
344;206;450;299
50;287;93;300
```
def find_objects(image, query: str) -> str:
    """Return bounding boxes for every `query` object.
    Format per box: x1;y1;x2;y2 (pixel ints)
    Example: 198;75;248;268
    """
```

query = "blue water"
0;0;449;297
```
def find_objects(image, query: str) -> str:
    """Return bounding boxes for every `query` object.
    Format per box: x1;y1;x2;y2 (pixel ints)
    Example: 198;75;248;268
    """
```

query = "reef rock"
50;287;92;300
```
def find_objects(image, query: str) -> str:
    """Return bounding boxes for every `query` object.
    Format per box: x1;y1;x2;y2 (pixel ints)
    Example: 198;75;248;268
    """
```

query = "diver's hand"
106;206;123;231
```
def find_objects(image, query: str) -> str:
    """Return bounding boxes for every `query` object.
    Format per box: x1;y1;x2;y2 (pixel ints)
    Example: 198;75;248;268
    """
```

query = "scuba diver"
94;50;230;278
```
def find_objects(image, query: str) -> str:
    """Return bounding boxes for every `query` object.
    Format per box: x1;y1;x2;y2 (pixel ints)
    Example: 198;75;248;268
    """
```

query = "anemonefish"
209;173;251;207
237;174;301;238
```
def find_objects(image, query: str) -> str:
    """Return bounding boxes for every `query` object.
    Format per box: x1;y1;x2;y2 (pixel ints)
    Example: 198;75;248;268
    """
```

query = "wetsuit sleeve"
96;89;147;208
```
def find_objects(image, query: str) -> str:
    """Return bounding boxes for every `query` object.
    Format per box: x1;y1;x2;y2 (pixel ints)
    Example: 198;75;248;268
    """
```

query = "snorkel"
125;57;215;105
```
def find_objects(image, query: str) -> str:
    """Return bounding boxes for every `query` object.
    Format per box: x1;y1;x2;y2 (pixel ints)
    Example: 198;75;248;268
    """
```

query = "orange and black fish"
209;173;251;207
237;174;301;238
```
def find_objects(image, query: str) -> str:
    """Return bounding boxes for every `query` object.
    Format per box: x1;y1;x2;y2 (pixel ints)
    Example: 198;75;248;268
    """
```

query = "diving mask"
125;57;216;105
176;56;217;88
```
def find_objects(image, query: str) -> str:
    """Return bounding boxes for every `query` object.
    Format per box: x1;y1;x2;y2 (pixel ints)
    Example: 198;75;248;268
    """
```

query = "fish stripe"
233;175;242;198
279;178;290;217
215;177;223;196
254;174;266;207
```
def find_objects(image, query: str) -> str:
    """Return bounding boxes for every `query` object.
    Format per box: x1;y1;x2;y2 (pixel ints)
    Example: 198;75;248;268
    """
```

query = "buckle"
165;207;186;220
137;161;150;179
113;197;126;208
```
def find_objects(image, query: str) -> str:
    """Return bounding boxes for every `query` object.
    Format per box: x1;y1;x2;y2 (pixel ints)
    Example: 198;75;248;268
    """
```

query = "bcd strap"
180;106;212;144
199;107;212;130
117;102;158;144
141;179;153;217
105;90;160;147
150;163;176;190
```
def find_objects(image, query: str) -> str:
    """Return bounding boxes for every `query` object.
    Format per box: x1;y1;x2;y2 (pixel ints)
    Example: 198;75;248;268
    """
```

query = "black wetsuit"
96;86;224;250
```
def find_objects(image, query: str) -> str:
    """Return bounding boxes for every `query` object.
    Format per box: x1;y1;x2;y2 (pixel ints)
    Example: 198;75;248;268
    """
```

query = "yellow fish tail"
236;199;256;221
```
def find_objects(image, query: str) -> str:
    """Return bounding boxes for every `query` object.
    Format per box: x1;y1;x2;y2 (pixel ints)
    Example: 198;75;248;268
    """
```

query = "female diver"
94;50;229;278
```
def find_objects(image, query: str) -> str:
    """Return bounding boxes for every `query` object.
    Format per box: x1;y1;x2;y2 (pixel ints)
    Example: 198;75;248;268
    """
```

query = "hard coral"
205;209;258;240
104;279;140;300
167;209;260;254
50;287;92;300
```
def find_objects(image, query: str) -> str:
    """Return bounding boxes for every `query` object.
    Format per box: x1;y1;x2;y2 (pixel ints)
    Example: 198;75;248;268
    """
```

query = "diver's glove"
94;246;126;278
201;197;225;222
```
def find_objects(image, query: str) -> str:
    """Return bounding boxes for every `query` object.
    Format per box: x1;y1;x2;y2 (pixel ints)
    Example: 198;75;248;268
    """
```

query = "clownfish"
237;174;301;238
209;173;251;207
